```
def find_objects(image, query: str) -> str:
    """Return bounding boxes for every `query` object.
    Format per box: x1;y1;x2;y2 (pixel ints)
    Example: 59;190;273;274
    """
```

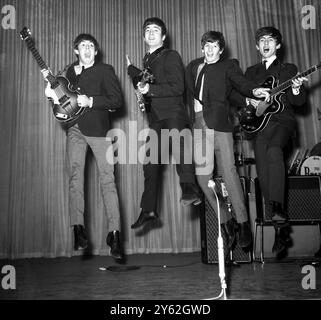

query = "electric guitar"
134;68;155;112
237;62;321;133
20;27;88;125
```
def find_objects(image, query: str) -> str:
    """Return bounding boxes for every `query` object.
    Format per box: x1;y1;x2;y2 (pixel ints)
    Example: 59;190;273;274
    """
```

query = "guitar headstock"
20;27;32;40
20;27;36;50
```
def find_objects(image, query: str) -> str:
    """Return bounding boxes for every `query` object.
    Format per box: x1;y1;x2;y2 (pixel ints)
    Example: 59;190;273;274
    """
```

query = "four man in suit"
45;19;309;258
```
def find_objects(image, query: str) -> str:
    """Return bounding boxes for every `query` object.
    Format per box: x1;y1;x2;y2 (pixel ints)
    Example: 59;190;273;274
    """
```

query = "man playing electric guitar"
235;27;308;256
126;17;202;230
43;34;124;260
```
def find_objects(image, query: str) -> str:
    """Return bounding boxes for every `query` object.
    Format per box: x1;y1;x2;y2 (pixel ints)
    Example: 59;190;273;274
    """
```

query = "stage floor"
0;252;320;300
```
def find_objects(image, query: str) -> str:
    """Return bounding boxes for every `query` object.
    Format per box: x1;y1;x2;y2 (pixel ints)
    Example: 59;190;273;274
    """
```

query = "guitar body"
50;76;88;124
238;76;285;133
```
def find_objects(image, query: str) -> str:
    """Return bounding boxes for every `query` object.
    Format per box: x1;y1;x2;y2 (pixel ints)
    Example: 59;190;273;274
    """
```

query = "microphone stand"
207;179;227;300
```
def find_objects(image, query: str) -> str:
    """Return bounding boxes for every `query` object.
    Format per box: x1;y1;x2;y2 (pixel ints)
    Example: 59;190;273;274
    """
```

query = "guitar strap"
143;46;168;69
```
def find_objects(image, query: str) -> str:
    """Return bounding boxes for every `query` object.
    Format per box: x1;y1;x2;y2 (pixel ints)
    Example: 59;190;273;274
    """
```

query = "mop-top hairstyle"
201;31;225;50
255;27;282;45
143;17;167;37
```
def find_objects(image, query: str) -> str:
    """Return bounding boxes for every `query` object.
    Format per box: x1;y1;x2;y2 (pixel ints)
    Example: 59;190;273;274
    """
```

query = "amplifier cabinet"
286;176;321;222
255;176;321;222
200;177;252;264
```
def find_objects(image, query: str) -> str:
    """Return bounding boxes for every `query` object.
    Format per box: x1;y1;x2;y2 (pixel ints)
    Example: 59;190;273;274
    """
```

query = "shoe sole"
131;216;158;229
181;198;202;206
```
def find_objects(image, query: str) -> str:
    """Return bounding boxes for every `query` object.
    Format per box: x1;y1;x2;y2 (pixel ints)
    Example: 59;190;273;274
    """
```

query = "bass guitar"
20;27;88;125
237;62;321;133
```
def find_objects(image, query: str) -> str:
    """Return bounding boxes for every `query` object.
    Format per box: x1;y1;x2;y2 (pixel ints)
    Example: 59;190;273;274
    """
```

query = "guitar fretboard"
271;64;320;96
24;38;56;85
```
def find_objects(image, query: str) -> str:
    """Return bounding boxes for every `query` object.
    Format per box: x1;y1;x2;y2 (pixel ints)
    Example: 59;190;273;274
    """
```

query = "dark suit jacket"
128;48;188;124
66;61;123;137
185;57;256;132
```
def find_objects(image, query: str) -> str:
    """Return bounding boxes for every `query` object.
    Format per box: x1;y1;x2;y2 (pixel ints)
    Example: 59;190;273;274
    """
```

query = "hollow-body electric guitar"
237;62;321;133
20;27;87;124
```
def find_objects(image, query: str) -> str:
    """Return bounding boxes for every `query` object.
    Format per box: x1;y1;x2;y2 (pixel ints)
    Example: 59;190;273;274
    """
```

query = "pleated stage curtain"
0;0;320;258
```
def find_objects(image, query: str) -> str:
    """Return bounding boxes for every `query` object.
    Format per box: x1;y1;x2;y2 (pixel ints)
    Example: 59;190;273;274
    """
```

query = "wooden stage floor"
0;252;320;300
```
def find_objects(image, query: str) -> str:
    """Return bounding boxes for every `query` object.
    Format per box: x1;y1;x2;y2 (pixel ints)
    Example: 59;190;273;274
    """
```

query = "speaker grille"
200;177;252;264
256;176;321;222
286;176;321;221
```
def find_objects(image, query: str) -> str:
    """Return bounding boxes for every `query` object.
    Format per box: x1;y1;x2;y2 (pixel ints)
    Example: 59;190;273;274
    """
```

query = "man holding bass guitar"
235;27;308;255
43;34;124;260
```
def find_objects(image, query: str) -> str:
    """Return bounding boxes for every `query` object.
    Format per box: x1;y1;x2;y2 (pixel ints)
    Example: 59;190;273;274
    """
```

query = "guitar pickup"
59;95;70;105
56;113;68;119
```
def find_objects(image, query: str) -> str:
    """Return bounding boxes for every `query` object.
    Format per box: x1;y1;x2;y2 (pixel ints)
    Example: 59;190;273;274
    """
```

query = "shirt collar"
262;55;277;69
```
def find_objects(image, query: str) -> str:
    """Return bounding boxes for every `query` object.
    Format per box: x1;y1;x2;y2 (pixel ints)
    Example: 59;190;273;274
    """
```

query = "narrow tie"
262;60;267;69
195;63;208;103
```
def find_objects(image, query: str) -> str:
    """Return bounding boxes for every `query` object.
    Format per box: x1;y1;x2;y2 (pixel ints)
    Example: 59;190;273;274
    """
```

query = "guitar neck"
271;64;320;96
24;38;56;85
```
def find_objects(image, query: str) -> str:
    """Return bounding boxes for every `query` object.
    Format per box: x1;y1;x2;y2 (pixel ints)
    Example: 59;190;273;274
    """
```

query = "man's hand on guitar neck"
291;75;308;95
41;69;59;105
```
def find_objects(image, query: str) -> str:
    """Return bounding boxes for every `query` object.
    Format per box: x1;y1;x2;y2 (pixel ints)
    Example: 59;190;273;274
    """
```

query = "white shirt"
194;62;206;112
262;55;277;70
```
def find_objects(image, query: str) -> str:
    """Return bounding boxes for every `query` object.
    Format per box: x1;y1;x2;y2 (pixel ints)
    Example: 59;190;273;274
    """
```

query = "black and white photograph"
0;0;320;314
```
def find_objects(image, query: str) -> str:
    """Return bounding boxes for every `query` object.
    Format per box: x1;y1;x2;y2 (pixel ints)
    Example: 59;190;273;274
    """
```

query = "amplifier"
286;176;321;222
255;176;321;222
200;177;252;264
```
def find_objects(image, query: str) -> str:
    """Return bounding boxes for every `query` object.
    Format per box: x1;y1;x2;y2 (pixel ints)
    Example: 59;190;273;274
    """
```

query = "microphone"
208;179;227;300
208;179;215;189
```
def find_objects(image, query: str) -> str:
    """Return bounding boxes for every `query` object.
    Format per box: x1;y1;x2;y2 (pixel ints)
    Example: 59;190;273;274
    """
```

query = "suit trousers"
140;118;196;212
254;121;293;206
193;111;248;224
67;125;121;231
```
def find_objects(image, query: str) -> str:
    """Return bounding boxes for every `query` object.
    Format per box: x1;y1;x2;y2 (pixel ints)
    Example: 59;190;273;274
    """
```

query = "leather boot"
271;201;288;222
131;210;158;229
272;224;292;255
180;183;202;206
74;225;88;250
238;221;253;248
222;218;237;249
106;230;123;260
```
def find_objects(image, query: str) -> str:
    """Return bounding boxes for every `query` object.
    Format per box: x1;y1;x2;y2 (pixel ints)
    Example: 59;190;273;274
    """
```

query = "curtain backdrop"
0;0;320;258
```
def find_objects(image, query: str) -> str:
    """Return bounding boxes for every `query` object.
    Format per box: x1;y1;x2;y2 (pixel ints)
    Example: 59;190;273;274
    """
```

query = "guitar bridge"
56;113;68;119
